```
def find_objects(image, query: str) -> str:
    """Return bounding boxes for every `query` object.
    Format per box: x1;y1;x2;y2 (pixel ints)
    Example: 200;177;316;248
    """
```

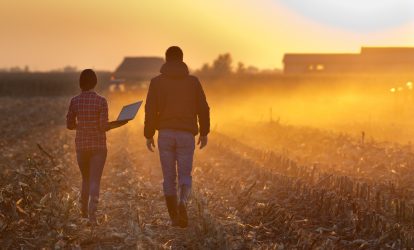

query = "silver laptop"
116;101;143;121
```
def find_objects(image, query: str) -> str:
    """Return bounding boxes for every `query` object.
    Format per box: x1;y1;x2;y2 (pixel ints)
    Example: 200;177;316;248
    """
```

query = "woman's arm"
107;120;128;131
66;99;77;130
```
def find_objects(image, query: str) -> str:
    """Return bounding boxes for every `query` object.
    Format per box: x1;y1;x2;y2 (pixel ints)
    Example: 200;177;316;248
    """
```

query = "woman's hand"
107;120;128;131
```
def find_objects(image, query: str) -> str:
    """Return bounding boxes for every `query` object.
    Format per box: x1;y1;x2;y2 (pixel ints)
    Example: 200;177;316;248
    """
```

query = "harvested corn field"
1;96;414;249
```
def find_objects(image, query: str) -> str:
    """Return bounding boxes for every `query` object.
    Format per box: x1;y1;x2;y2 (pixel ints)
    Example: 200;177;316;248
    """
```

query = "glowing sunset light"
0;0;413;71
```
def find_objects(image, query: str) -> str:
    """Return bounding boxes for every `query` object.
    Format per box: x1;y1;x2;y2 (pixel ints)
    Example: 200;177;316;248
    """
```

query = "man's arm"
66;99;77;130
144;80;158;151
196;79;210;149
144;80;157;139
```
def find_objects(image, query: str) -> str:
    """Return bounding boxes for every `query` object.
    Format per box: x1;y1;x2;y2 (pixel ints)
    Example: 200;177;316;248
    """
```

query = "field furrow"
2;97;414;249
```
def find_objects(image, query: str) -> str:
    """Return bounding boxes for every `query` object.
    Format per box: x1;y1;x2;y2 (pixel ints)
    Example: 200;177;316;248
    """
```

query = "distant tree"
198;63;211;75
195;53;282;77
9;66;22;73
236;62;246;74
211;53;232;76
246;66;259;74
196;53;233;77
63;66;77;73
261;68;282;74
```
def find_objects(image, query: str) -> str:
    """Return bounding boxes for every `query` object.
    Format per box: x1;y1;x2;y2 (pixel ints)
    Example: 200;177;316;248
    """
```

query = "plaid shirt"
66;91;109;151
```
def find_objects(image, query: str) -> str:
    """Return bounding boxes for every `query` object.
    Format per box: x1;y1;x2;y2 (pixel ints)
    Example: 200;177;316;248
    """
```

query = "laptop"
116;101;143;121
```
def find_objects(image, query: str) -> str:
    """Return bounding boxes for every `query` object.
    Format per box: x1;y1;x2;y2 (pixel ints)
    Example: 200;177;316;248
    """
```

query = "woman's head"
79;69;97;91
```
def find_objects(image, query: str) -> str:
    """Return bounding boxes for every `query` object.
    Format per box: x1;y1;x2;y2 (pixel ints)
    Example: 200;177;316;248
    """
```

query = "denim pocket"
177;132;195;150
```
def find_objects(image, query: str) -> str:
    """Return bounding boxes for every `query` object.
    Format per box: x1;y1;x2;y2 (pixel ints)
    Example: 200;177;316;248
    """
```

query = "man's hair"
165;46;183;62
79;69;97;91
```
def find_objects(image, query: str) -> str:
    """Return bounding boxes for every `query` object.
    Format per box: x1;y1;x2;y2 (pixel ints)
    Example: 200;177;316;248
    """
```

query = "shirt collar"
81;90;95;94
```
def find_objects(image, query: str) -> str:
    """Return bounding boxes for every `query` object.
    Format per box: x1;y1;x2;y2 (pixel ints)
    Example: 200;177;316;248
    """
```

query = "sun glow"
0;0;413;70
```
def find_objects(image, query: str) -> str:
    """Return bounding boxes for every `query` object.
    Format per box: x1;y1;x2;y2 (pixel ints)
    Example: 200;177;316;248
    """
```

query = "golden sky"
0;0;413;71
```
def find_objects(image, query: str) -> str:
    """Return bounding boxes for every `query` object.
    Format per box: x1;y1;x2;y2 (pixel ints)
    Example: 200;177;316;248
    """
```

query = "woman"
66;69;127;224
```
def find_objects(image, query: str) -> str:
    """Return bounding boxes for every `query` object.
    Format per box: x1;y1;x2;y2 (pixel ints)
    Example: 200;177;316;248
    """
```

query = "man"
144;46;210;228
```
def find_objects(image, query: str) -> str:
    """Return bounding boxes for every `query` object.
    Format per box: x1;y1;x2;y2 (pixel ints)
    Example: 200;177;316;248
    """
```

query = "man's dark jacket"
144;61;210;139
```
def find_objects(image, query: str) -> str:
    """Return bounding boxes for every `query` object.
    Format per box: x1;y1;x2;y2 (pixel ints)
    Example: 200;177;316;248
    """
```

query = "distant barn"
283;47;414;75
113;57;164;82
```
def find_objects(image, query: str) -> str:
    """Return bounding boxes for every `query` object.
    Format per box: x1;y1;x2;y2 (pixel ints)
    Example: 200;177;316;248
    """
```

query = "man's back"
144;61;210;138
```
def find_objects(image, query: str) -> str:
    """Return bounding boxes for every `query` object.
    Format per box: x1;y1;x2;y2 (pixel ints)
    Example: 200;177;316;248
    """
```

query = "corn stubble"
1;98;414;249
191;133;414;249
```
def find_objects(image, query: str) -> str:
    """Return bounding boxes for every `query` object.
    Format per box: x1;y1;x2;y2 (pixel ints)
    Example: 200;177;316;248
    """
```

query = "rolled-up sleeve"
66;99;77;130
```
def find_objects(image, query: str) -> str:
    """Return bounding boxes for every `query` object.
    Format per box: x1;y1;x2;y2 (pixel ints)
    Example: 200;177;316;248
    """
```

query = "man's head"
165;46;183;62
79;69;97;91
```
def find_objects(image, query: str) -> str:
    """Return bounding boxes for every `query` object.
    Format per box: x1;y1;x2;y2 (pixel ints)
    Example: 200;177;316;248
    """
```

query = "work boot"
88;196;99;225
177;202;188;228
179;185;191;204
178;185;190;228
165;195;179;227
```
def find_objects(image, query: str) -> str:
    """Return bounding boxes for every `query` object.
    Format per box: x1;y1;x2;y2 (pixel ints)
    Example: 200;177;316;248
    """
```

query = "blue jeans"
76;149;107;207
158;129;195;201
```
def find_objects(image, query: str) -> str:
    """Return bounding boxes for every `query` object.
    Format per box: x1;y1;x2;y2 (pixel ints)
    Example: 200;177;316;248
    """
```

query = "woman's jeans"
76;149;107;213
158;129;195;203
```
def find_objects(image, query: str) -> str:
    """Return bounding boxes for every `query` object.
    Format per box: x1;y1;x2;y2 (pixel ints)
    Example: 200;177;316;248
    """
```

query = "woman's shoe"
88;196;99;225
88;213;98;225
80;201;88;218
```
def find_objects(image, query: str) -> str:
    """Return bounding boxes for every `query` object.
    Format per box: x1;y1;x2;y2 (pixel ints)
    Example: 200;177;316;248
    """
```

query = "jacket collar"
160;61;189;77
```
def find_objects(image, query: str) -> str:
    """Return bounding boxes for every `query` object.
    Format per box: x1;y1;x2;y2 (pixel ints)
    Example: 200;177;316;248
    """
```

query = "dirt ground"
1;97;414;249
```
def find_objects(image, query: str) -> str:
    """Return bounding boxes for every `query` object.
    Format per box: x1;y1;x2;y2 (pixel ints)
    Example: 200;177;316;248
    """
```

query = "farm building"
113;57;164;81
283;47;414;75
